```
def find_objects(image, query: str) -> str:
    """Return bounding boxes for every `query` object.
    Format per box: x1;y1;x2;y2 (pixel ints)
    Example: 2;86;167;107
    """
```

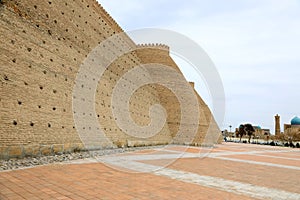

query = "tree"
238;124;246;142
238;124;255;143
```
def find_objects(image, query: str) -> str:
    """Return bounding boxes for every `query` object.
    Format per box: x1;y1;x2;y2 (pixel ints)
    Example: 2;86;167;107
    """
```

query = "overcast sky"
99;0;300;133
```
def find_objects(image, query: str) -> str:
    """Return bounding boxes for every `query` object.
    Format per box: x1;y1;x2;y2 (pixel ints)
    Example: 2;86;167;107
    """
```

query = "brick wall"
0;0;221;159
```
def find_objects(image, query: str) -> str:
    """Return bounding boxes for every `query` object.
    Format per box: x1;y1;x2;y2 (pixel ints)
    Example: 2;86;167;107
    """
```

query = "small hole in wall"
43;70;47;74
17;100;22;105
30;122;34;126
27;47;32;52
48;123;51;128
13;120;17;125
46;14;49;18
12;58;16;63
48;30;52;35
53;89;57;94
38;105;41;109
4;75;9;81
48;1;52;5
34;5;37;9
53;107;56;111
36;24;39;28
62;126;65;129
39;86;43;90
24;82;28;85
50;58;53;62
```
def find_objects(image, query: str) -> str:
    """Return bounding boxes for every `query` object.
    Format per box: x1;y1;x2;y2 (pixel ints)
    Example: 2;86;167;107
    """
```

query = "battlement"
90;0;124;33
137;43;170;51
189;82;195;88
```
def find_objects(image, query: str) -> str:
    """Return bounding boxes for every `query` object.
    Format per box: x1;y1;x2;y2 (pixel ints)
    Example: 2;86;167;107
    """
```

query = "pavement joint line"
98;148;299;162
100;159;300;200
253;154;300;161
214;157;300;170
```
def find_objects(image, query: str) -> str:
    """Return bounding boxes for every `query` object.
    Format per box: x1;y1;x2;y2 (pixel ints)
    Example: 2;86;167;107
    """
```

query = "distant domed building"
291;116;300;126
253;125;270;138
284;116;300;141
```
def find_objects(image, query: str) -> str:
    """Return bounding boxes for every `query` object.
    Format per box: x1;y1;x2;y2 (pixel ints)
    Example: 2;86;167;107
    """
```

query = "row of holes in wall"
16;100;66;112
3;73;70;98
12;120;74;129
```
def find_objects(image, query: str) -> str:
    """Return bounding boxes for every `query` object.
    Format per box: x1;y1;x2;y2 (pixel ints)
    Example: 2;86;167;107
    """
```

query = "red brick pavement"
0;163;252;200
0;143;299;199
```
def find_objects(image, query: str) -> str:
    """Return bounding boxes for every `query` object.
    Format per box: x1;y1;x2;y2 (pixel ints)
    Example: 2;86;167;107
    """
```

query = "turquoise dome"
291;116;300;125
257;126;261;129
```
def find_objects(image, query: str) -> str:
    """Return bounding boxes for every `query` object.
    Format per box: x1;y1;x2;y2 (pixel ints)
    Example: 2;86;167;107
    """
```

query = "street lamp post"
229;125;232;141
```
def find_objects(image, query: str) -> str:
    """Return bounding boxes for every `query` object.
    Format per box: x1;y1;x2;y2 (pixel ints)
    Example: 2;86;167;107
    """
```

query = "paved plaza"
0;142;300;199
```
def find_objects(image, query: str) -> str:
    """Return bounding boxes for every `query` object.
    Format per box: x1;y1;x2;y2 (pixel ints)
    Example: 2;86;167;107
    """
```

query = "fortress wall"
94;52;173;148
135;46;221;145
0;0;220;159
0;0;172;159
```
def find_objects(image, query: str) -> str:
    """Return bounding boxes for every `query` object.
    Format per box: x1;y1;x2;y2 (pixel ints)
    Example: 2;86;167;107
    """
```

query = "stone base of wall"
127;140;169;147
0;136;223;160
0;143;85;160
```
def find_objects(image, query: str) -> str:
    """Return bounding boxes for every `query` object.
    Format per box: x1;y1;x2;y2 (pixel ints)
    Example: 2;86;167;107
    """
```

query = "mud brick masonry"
0;0;221;159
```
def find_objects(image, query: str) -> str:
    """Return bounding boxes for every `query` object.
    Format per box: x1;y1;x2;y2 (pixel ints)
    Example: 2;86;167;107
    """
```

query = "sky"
98;0;300;133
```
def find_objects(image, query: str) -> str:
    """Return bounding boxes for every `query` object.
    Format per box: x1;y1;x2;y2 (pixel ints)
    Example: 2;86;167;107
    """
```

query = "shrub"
284;143;289;147
270;141;275;146
289;142;295;148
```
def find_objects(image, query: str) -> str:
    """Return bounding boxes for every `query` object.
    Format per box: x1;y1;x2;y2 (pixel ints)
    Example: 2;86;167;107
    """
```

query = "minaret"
275;114;281;135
